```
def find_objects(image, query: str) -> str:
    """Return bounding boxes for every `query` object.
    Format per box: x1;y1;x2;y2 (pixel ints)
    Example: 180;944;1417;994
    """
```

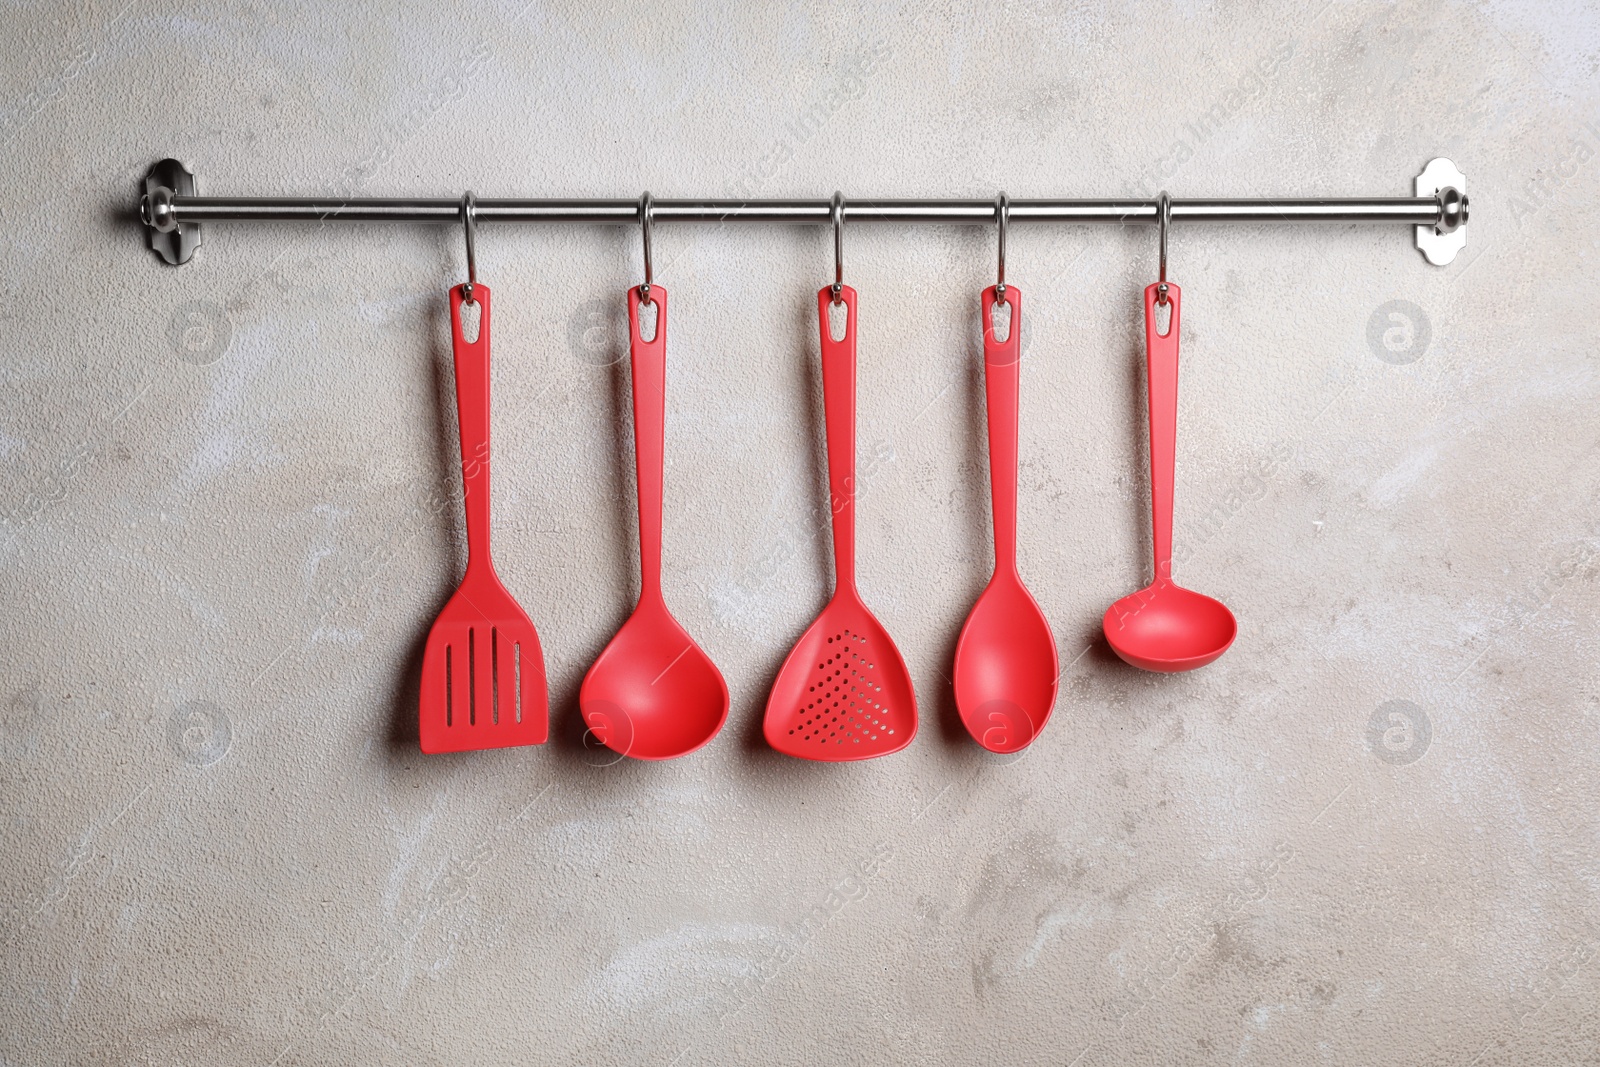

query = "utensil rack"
138;158;1470;267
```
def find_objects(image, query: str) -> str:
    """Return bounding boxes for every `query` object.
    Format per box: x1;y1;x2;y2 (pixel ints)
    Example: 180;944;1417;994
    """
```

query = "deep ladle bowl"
581;594;727;760
1103;580;1236;672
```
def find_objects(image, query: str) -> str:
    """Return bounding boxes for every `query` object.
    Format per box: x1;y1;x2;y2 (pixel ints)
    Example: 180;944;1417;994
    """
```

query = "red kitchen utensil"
954;285;1058;752
419;283;549;752
580;285;729;760
765;285;916;760
1102;281;1237;671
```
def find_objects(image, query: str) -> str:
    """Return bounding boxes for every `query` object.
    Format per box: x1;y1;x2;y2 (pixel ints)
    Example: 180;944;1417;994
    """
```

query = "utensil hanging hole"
989;298;1013;343
1153;299;1172;337
637;296;658;342
459;298;481;343
827;299;848;342
514;643;522;723
468;628;477;725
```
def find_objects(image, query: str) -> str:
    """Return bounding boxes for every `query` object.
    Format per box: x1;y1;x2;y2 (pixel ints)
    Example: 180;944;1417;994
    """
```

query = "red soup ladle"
1103;283;1237;671
580;285;729;759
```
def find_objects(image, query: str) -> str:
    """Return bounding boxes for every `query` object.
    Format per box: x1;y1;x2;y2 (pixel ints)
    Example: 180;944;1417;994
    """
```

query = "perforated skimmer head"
766;598;915;760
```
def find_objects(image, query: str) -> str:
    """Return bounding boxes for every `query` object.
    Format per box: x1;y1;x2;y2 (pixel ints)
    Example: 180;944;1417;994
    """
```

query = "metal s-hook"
1156;191;1171;306
995;192;1010;303
638;191;655;304
831;191;845;305
461;191;478;304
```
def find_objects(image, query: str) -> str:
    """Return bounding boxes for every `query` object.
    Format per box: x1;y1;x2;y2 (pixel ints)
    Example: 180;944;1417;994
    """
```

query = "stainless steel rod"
164;195;1446;227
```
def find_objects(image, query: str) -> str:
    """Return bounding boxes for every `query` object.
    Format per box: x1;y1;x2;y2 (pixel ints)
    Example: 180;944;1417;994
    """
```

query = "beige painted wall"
3;1;1598;1063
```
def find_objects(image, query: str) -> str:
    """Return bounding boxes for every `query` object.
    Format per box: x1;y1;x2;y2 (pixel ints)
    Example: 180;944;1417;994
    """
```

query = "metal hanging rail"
138;158;1470;267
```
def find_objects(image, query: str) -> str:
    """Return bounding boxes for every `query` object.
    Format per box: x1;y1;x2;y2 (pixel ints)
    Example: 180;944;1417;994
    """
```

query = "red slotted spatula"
764;285;916;760
419;283;549;752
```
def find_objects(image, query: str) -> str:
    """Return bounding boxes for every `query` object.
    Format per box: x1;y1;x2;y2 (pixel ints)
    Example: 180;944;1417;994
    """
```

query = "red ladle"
764;285;916;760
1103;283;1237;671
580;286;729;759
954;286;1058;752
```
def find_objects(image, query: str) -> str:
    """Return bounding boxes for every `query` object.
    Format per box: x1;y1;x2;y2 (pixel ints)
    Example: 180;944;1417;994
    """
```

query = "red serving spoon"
419;284;549;752
954;286;1058;752
765;285;916;760
1103;283;1237;671
580;285;729;759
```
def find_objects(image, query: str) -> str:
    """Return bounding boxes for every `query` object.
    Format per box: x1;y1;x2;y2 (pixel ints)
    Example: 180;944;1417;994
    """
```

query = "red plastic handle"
629;285;667;603
1144;282;1180;582
981;286;1021;576
818;285;857;592
450;283;494;571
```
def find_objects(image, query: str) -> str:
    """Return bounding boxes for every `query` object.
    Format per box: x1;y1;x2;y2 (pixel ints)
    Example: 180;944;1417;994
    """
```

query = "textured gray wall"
3;1;1598;1063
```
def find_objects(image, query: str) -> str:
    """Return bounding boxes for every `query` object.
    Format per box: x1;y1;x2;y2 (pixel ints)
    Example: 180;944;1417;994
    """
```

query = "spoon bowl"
581;596;728;760
955;573;1057;753
1103;579;1236;673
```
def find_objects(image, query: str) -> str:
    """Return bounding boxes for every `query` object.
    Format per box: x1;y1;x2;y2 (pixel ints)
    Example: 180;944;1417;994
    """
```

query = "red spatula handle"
818;285;857;591
629;285;667;603
451;284;494;570
1144;282;1180;582
981;285;1021;576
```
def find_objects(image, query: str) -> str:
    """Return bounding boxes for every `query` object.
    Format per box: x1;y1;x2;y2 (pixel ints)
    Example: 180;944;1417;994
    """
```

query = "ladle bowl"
1103;579;1236;672
581;595;727;760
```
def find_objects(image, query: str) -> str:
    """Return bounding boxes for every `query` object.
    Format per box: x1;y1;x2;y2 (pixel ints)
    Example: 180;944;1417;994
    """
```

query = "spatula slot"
514;643;523;723
468;628;477;726
491;627;500;725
